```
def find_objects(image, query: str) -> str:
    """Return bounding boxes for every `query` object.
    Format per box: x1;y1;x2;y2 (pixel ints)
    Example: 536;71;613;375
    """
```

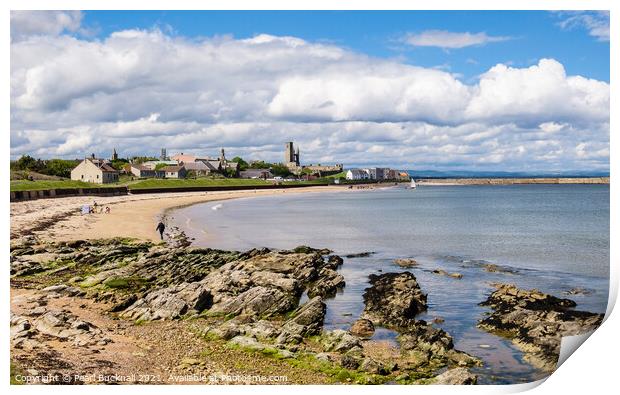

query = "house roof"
142;160;178;167
206;160;222;169
86;158;117;172
182;161;209;171
240;169;272;178
348;169;367;175
162;165;185;172
170;154;197;163
131;164;152;171
99;163;117;172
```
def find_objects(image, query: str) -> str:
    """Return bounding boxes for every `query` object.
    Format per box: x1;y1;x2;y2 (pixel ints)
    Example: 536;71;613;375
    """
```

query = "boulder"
321;329;362;353
340;347;364;369
276;297;326;345
284;296;326;335
361;272;427;328
394;258;418;268
242;320;282;340
307;268;345;298
432;368;477;385
398;321;480;368
121;282;211;321
228;335;266;351
315;352;333;363
360;357;390;375
250;271;300;295
210;286;295;318
350;319;375;338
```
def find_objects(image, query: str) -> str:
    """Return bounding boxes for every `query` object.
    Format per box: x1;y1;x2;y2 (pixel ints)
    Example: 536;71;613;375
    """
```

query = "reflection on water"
170;184;609;384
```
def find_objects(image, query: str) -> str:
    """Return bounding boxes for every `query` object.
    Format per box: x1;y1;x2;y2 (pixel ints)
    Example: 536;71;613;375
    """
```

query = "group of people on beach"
83;201;111;215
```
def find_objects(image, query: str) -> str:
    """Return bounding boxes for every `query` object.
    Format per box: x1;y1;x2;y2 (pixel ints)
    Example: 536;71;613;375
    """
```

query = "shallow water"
170;184;609;384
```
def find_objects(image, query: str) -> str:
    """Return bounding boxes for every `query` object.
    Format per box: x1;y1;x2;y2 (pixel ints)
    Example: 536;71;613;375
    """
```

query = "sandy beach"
10;185;348;243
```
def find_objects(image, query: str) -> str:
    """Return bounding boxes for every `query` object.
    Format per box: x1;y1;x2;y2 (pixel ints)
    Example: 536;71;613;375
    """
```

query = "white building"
71;158;119;184
346;169;370;180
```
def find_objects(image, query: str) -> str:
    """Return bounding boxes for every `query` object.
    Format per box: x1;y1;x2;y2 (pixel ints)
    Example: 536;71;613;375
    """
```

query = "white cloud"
465;59;609;125
403;30;512;49
557;11;610;41
9;23;609;172
11;11;83;42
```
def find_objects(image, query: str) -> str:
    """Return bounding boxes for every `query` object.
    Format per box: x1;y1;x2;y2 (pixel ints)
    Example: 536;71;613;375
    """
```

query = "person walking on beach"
156;222;166;240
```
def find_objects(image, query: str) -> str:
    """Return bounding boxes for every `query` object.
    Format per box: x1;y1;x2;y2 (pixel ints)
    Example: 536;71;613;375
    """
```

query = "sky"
10;10;610;172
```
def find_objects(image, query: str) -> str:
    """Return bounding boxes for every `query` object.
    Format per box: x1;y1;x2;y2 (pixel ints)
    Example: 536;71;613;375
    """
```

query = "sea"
169;184;610;384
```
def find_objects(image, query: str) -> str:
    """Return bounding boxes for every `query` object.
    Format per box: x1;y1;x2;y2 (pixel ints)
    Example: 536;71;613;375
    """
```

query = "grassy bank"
10;177;334;193
127;178;271;190
10;180;118;191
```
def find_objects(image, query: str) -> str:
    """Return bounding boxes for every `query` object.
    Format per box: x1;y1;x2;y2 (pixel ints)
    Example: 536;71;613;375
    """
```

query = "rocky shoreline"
477;283;604;372
10;234;604;385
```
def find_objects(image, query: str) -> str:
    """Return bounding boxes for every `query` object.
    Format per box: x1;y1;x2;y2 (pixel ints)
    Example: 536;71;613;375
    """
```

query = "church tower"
285;142;294;164
220;148;227;167
112;148;118;161
294;146;300;166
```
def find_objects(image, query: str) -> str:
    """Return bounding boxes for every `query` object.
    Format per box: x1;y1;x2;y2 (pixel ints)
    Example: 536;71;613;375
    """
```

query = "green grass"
10;363;25;385
103;276;147;289
11;175;334;192
128;178;272;189
10;179;121;191
324;171;346;179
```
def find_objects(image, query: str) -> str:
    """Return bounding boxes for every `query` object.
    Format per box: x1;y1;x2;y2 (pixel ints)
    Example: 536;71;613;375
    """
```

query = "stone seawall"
10;187;129;202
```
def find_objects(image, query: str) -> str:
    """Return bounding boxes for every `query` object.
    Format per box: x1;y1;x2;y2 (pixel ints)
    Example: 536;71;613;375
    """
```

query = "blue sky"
82;11;610;82
10;10;610;172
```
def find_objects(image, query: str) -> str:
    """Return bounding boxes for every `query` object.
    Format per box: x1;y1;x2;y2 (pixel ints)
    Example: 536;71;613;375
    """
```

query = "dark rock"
307;268;345;298
109;295;139;313
344;252;375;258
361;272;427;328
292;246;331;255
478;283;604;372
326;255;344;269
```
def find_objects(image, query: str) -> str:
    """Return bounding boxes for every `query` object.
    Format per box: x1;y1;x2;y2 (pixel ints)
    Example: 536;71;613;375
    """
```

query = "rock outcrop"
10;237;489;385
478;283;604;372
361;272;427;328
360;271;480;382
11;310;111;349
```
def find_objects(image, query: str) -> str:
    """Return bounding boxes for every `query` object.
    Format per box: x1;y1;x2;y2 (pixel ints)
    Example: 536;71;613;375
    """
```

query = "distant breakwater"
416;177;609;185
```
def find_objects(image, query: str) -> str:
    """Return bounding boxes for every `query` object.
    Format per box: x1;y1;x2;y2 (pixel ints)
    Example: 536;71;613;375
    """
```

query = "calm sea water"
170;184;609;384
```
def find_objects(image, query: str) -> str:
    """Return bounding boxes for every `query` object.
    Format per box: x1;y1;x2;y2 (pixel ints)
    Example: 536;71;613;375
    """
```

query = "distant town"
10;141;410;189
